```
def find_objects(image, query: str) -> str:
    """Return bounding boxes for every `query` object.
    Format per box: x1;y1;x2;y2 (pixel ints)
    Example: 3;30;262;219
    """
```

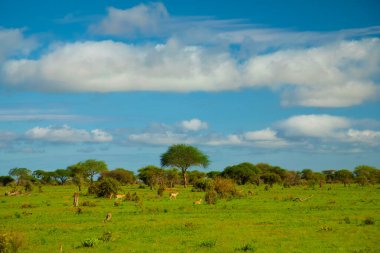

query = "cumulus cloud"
0;27;38;60
2;38;379;107
244;38;380;107
25;125;113;143
181;118;208;131
2;40;239;92
277;114;351;138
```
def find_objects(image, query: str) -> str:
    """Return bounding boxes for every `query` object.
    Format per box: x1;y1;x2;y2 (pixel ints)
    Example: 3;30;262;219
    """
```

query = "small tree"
138;166;164;190
8;168;32;185
53;169;71;185
81;159;108;183
161;144;209;188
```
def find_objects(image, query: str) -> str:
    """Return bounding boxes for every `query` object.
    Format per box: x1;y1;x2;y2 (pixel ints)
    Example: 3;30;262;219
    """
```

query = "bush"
236;243;256;252
363;217;375;225
24;181;33;192
92;178;120;198
81;201;96;207
213;178;237;199
205;190;217;205
192;179;213;192
157;186;165;197
81;238;98;248
0;232;25;253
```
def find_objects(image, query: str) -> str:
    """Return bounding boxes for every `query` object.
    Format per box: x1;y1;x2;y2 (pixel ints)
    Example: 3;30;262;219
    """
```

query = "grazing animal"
169;192;179;200
193;199;202;205
115;194;126;200
104;212;112;223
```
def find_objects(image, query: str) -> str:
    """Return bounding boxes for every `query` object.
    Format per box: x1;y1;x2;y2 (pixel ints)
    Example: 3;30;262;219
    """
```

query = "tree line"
1;144;379;189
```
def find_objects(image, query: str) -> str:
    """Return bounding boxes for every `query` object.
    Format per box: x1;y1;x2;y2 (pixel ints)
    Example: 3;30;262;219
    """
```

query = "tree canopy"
161;144;209;188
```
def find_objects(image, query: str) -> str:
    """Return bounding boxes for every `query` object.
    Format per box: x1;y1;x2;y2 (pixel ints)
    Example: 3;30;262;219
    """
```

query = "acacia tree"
81;159;108;183
161;144;209;188
9;167;32;185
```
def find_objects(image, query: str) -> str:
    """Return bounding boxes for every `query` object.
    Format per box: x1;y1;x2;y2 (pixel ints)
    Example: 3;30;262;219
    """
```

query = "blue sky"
0;0;380;174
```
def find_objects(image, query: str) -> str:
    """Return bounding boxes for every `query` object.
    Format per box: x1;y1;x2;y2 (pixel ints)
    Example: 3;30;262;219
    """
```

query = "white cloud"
2;40;239;92
243;128;278;141
0;27;38;60
346;129;380;146
89;4;380;50
244;38;380;107
25;125;113;143
181;118;208;131
2;38;379;107
278;114;350;138
90;3;169;37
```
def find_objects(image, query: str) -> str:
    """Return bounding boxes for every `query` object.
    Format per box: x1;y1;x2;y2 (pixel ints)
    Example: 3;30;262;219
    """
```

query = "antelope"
104;212;112;223
115;194;126;200
193;198;202;205
169;192;179;200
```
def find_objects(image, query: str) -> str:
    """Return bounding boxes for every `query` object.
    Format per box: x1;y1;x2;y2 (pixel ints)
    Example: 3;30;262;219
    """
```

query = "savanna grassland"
1;184;379;253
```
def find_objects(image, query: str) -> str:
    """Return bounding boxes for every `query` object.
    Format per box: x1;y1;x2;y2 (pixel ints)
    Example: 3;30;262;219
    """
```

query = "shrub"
205;190;217;205
363;217;375;225
92;178;120;198
213;178;237;199
192;179;213;192
344;217;351;224
157;186;165;197
81;238;98;248
24;181;33;192
87;184;97;195
81;201;96;207
236;243;256;252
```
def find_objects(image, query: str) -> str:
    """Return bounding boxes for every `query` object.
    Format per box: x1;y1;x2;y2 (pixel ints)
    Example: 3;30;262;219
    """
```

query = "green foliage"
24;181;33;192
236;243;256;252
0;176;14;186
92;178;120;198
212;177;237;199
161;144;209;187
53;169;70;185
101;168;136;185
205;189;218;204
8;168;32;185
157;186;165;197
187;170;206;185
192;178;213;192
81;238;99;248
222;162;259;185
138;165;165;190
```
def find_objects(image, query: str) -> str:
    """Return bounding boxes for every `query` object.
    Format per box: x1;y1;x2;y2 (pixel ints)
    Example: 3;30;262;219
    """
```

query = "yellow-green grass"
0;184;379;252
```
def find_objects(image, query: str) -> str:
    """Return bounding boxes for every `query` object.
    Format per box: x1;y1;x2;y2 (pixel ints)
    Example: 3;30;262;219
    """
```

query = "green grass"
0;184;379;252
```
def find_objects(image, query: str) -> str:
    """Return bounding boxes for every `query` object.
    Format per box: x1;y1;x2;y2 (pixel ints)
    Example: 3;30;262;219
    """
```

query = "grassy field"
0;184;379;253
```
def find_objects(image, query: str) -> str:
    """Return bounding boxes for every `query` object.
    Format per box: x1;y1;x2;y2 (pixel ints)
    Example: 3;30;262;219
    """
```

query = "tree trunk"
182;170;187;188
